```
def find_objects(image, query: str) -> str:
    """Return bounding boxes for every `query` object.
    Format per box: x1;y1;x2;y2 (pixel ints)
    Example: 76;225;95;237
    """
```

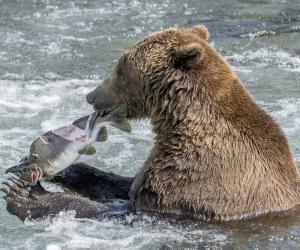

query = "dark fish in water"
6;106;131;185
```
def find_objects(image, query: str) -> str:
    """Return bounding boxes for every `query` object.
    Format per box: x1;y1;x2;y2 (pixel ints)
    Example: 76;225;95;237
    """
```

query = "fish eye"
31;153;39;161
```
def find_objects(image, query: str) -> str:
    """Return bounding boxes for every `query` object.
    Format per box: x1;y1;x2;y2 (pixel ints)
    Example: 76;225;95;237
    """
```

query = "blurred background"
0;0;299;249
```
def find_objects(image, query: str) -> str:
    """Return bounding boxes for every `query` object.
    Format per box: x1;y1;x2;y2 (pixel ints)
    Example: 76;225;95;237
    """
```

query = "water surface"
0;0;299;249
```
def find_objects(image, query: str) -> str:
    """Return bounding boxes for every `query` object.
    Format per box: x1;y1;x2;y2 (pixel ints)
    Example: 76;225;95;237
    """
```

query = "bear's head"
86;25;234;132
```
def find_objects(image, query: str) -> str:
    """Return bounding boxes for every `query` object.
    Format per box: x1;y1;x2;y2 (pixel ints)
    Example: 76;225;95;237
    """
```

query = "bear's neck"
151;76;293;161
151;96;217;154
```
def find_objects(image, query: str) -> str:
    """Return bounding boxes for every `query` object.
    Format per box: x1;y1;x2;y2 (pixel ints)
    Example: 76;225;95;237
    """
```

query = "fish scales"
5;106;131;185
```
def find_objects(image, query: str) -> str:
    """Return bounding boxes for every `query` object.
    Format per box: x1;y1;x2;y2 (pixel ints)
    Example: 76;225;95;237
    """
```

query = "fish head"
5;154;44;185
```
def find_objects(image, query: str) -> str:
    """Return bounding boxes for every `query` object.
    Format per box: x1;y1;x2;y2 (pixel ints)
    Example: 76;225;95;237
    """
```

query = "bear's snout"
86;89;97;105
86;85;118;112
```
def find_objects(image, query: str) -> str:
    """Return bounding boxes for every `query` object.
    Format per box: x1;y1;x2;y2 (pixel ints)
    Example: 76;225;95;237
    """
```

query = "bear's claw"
1;178;48;220
8;176;26;186
3;181;28;199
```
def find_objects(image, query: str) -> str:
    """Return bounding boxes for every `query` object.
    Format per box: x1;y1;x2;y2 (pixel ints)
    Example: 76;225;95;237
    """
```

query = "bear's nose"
86;90;97;105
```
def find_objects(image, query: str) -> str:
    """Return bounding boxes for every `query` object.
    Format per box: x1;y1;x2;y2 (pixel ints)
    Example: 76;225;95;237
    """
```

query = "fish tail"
5;159;31;174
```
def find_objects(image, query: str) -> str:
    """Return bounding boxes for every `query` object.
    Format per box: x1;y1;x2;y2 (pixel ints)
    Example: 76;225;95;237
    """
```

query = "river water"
0;0;299;249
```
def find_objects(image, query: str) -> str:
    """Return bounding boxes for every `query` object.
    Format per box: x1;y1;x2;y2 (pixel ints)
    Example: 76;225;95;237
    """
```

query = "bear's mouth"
92;99;120;114
94;104;118;113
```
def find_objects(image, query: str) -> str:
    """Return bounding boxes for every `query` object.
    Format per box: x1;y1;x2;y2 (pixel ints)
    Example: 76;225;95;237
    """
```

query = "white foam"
1;73;25;80
240;30;276;38
266;98;300;139
60;35;88;42
231;66;253;74
46;245;62;250
44;72;63;80
47;42;62;55
272;101;298;117
21;212;229;250
227;48;300;72
41;116;71;132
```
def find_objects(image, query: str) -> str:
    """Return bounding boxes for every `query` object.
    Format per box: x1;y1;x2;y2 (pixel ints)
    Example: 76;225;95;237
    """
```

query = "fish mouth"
6;160;43;185
30;166;43;185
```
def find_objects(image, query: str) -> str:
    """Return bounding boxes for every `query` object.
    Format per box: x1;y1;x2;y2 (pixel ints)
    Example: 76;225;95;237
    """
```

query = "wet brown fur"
88;24;300;221
4;25;299;222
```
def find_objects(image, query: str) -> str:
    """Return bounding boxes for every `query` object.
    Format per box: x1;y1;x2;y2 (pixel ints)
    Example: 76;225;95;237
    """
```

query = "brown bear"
4;24;300;221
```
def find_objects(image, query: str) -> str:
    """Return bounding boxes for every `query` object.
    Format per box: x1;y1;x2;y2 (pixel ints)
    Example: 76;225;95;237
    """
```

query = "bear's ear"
173;43;204;71
190;25;209;40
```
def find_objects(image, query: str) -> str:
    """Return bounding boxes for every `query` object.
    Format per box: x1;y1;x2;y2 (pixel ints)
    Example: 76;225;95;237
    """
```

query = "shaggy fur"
88;24;300;220
4;24;300;221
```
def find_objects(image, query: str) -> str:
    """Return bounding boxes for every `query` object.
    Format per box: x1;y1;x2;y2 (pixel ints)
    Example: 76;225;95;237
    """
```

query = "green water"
0;0;299;249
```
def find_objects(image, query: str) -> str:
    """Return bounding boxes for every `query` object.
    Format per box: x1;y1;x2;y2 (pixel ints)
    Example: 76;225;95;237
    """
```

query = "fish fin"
109;105;132;133
72;115;90;130
85;145;96;155
96;127;108;142
78;145;96;155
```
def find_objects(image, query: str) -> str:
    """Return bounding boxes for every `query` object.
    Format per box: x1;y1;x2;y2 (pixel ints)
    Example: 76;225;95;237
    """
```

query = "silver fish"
6;106;131;185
